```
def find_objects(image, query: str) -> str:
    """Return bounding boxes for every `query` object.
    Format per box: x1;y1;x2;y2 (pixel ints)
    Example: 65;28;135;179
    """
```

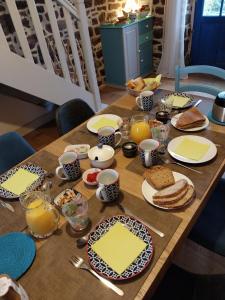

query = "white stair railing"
0;0;101;111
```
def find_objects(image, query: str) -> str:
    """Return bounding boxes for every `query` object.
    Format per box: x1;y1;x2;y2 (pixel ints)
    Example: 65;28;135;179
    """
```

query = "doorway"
191;0;225;69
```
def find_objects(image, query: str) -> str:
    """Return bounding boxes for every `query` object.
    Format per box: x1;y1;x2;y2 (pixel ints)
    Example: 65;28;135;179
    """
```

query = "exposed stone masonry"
0;0;193;86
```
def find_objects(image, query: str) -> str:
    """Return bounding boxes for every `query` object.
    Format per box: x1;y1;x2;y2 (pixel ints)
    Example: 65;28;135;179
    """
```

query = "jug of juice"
130;115;151;144
20;191;60;239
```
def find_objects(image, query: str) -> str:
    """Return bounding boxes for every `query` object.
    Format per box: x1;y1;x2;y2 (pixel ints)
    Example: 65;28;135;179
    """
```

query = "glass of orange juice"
20;191;60;238
130;115;151;144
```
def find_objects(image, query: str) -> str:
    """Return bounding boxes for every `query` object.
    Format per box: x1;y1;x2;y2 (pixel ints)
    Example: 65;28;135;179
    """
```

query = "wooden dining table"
2;89;225;300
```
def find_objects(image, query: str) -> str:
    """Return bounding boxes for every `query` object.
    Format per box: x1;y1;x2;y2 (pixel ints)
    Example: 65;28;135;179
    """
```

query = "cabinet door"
123;25;139;80
139;42;152;76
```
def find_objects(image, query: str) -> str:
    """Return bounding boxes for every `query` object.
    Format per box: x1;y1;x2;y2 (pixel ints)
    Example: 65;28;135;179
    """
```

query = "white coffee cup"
96;169;120;202
139;139;159;167
55;152;81;181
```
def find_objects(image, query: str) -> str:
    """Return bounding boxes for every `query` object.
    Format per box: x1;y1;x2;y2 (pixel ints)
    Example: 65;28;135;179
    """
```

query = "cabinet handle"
145;36;149;40
141;59;144;63
138;49;141;53
145;24;149;28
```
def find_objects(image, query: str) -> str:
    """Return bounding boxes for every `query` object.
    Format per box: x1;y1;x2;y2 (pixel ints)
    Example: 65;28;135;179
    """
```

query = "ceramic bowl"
64;144;90;159
88;145;115;169
122;141;137;158
82;168;101;186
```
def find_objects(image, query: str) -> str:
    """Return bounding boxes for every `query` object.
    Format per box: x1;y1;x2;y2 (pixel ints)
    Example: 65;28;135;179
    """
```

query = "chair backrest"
56;99;95;136
175;65;225;96
0;132;35;174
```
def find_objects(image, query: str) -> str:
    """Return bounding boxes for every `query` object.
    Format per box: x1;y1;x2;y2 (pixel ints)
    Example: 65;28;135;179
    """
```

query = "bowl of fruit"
82;168;101;186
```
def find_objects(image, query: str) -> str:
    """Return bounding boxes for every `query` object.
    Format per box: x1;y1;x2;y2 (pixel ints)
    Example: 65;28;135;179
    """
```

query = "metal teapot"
212;91;225;123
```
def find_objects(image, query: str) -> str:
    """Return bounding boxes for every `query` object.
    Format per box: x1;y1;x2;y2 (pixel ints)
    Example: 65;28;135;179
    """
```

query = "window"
203;0;223;16
222;1;225;15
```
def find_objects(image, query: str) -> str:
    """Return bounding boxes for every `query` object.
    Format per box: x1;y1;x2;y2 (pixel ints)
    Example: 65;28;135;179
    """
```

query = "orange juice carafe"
20;191;60;239
130;115;151;144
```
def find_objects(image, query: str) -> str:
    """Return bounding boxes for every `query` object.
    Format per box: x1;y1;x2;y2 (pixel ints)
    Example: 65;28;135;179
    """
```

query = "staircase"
0;0;101;112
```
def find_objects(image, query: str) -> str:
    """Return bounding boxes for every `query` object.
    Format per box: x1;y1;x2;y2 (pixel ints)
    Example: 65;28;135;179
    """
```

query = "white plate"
171;113;209;132
64;144;90;159
87;114;122;134
167;135;217;164
142;172;194;210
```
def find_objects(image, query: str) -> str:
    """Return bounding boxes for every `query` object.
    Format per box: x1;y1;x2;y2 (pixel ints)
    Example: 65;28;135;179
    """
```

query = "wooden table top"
6;90;225;299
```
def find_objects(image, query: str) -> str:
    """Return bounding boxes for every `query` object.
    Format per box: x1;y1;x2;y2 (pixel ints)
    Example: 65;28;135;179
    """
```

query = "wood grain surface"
5;90;225;299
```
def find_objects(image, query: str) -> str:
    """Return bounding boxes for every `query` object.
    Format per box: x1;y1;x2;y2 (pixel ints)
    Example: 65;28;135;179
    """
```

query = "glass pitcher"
20;191;60;239
130;115;151;144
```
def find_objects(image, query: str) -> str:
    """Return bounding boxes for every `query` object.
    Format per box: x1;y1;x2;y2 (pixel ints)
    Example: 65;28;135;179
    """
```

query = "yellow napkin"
1;168;39;195
174;137;210;161
167;95;190;108
92;117;118;131
91;222;147;275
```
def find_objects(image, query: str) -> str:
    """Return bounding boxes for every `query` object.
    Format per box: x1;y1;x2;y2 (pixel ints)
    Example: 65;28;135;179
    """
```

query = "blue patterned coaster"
0;232;36;279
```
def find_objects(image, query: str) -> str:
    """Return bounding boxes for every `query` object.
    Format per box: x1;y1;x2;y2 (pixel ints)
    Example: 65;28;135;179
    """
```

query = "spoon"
0;199;15;212
160;157;203;174
76;217;104;248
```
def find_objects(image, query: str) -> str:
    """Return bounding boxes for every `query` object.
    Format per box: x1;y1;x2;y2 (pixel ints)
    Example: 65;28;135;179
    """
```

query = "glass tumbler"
62;193;89;232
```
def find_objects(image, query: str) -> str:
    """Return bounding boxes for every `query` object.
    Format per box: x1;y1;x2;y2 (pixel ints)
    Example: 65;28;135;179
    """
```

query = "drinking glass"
62;193;89;232
151;124;170;153
130;115;151;144
119;117;130;140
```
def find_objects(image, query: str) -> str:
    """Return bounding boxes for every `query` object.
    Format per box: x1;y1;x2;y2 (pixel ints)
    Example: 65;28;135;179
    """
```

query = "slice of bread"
144;165;175;190
158;185;195;209
153;185;188;205
133;77;145;91
153;179;188;199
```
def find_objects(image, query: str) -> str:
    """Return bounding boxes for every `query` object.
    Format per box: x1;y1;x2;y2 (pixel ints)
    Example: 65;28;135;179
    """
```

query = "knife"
0;199;15;212
124;207;165;238
194;99;202;107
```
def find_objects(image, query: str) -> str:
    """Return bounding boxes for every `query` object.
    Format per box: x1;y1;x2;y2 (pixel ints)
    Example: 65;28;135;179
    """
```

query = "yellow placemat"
1;168;39;195
92;117;118;131
174;137;210;161
167;95;190;108
91;222;147;275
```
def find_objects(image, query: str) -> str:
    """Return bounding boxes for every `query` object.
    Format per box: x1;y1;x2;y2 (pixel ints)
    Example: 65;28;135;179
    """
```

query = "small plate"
82;168;101;186
0;164;46;199
54;188;77;208
88;215;153;280
167;135;217;164
87;114;122;134
171;113;209;131
162;92;194;109
142;172;194;210
64;144;90;159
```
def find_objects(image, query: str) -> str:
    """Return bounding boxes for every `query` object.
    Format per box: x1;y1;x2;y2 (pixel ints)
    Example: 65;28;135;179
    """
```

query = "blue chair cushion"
189;178;225;256
0;132;35;174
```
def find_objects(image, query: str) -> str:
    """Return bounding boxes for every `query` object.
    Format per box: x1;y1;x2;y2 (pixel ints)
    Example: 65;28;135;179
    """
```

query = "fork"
160;157;203;174
0;199;14;212
69;256;124;296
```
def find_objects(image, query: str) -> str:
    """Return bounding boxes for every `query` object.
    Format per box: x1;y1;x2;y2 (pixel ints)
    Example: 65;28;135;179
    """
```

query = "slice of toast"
153;185;189;205
144;165;175;190
158;185;195;209
152;179;188;199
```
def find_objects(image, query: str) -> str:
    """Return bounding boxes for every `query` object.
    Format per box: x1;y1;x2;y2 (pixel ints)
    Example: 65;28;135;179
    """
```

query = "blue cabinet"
100;17;153;86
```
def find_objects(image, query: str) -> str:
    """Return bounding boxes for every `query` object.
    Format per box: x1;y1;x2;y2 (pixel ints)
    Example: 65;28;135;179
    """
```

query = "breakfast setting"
0;84;224;299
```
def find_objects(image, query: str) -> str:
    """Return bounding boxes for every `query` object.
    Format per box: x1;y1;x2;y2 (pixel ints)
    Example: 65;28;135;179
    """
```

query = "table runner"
19;190;181;300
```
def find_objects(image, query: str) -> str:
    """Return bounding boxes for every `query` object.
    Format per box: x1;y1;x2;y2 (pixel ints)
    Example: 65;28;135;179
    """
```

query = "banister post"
73;0;101;111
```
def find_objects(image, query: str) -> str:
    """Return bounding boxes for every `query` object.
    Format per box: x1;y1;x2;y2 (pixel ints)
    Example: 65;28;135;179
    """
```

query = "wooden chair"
152;264;225;300
56;99;94;136
175;65;225;96
0;132;35;174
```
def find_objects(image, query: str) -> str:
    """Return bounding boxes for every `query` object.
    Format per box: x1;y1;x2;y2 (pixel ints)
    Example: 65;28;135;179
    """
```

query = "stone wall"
0;0;193;87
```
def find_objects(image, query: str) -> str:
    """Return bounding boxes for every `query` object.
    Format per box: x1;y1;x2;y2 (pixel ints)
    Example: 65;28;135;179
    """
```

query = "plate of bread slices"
142;165;195;210
171;107;209;131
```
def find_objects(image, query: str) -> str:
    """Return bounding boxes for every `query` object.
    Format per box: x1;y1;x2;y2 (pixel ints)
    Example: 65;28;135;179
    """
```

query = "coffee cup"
55;152;81;180
96;169;120;202
98;126;122;148
136;91;154;111
139;139;159;167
